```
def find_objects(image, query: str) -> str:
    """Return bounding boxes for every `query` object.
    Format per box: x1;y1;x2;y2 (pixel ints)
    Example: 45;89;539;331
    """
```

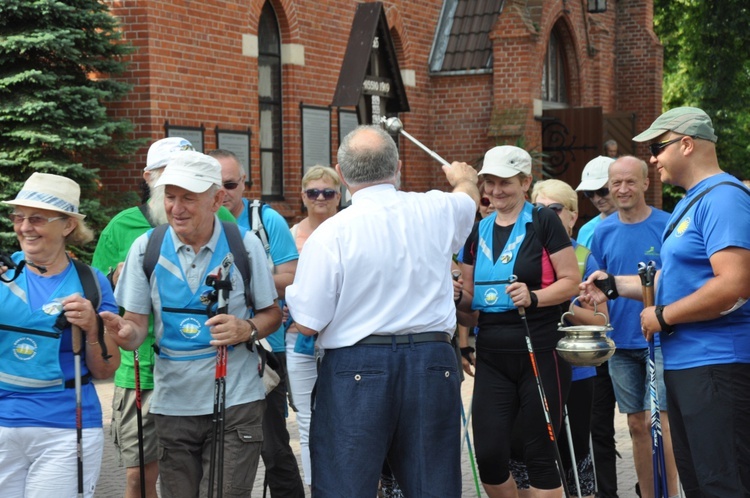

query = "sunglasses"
9;213;66;227
648;136;687;157
534;202;565;213
480;197;492;207
305;188;338;200
583;187;610;199
222;181;240;190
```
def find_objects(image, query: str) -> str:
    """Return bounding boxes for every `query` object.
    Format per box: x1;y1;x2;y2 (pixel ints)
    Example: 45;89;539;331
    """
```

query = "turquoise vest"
472;202;534;313
0;254;84;392
153;228;238;361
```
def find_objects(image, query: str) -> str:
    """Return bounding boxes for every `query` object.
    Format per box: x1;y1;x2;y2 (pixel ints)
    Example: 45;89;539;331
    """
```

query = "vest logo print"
500;252;512;264
484;288;500;305
42;301;64;315
644;246;659;256
675;217;691;237
179;317;202;340
13;337;38;361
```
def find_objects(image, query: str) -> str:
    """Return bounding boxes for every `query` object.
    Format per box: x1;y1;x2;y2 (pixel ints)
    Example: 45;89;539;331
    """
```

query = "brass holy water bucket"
556;299;615;367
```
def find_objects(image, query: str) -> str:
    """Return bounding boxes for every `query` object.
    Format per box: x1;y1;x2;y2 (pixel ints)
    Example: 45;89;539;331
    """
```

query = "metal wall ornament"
541;118;598;178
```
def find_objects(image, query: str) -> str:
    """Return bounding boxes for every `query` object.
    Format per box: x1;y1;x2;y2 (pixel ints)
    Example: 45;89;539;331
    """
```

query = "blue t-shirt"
576;214;604;249
0;261;118;429
238;199;298;352
657;174;750;370
591;207;670;348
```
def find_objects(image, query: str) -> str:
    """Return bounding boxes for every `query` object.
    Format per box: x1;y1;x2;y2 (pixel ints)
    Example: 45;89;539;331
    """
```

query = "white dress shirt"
286;183;475;349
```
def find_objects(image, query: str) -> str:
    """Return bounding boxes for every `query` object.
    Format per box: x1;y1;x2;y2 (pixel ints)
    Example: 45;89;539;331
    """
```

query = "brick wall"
103;0;661;220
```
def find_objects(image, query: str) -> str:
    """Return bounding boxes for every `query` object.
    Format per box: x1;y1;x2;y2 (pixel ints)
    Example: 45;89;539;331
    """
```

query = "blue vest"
153;228;238;361
472;202;534;313
0;254;84;392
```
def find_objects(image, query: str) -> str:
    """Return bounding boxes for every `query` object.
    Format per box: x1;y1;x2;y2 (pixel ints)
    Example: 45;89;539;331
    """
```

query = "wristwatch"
654;305;674;335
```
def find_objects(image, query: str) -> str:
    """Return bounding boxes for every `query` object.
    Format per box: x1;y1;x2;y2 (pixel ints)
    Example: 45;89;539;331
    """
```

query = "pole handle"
71;325;83;355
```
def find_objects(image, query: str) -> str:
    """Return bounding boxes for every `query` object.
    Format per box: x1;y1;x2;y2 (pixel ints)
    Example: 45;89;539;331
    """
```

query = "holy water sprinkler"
380;116;450;166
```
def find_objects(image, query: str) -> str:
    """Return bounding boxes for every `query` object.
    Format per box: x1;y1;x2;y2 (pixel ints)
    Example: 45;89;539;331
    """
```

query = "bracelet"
654;305;674;334
529;291;539;310
454;290;463;305
86;339;100;346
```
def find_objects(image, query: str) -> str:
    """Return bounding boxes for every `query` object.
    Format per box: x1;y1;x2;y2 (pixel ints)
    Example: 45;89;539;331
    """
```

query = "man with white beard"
91;137;236;498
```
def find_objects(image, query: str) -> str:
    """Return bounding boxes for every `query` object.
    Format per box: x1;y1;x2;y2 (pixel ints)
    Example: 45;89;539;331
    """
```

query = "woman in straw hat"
0;172;120;497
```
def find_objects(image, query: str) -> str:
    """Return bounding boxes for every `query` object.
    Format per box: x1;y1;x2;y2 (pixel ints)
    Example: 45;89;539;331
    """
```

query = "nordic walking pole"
638;261;669;498
513;275;571;498
72;324;84;498
133;349;146;498
460;399;481;498
563;405;582;498
207;254;233;498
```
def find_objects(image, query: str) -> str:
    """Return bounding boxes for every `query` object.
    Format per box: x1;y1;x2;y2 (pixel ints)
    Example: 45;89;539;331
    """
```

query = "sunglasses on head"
222;181;240;190
534;202;565;213
480;197;492;207
305;188;338;200
583;187;610;199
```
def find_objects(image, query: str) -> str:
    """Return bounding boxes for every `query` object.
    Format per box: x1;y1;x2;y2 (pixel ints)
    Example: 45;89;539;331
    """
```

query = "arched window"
258;2;282;198
542;30;568;104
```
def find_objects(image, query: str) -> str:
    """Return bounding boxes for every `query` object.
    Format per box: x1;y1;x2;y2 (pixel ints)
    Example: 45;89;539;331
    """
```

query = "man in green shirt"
92;137;236;498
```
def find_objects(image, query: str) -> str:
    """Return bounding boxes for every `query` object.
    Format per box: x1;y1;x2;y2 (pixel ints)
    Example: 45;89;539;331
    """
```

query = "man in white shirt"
286;125;478;497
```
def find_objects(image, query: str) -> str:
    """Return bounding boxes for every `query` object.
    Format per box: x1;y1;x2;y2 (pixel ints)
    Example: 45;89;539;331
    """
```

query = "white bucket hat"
3;172;85;220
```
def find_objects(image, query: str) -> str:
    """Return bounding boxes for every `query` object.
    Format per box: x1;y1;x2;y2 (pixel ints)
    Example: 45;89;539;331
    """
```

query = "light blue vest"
153;228;237;361
472;202;534;313
0;254;84;392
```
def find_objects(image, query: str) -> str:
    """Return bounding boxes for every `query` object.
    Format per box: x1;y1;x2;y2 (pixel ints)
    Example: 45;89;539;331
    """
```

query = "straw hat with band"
3;172;86;220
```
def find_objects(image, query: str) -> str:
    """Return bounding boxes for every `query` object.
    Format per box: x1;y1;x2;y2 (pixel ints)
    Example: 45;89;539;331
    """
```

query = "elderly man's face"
217;155;246;219
164;185;223;247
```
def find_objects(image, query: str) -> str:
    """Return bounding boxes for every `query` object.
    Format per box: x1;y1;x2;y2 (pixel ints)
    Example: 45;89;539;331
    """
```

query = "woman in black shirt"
457;146;580;498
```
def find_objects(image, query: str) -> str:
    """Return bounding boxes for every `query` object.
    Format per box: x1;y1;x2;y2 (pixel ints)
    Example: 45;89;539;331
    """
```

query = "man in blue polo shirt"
210;149;304;497
582;107;750;497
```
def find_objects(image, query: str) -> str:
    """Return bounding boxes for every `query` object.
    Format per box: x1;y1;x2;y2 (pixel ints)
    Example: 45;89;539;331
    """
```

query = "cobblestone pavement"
93;376;640;497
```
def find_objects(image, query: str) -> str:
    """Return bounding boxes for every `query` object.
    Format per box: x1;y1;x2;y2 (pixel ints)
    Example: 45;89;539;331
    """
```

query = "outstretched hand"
579;270;610;305
100;311;138;351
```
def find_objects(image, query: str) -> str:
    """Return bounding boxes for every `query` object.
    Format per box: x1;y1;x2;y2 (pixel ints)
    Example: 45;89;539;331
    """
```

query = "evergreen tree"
0;0;140;258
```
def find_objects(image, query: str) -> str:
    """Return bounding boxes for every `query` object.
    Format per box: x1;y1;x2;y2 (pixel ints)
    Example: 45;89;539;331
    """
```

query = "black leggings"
472;349;571;488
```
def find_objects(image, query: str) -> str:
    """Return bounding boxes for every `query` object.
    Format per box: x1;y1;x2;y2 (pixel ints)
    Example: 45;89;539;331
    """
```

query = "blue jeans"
310;338;462;497
608;347;668;413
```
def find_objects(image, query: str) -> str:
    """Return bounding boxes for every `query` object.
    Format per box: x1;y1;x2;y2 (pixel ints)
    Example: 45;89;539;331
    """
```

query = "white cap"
478;146;532;178
144;137;195;172
154;151;222;193
575;156;615;191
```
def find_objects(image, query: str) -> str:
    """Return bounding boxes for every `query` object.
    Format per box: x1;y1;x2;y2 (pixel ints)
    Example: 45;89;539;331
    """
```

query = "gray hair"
337;125;398;186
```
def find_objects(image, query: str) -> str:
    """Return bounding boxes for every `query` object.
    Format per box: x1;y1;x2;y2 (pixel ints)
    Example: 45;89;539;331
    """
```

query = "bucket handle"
560;296;608;326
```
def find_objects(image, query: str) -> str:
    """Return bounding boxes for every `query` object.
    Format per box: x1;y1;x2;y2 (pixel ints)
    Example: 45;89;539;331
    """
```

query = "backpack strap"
71;258;111;361
248;200;273;267
138;203;157;228
221;221;254;309
664;181;750;241
142;223;169;282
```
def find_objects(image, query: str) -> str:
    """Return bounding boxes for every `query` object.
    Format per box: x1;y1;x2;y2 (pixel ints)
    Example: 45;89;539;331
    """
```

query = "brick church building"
103;0;663;224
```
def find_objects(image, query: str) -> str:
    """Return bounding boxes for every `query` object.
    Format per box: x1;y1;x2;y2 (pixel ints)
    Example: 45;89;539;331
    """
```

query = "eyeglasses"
304;188;338;200
583;187;610;199
648;137;686;157
9;213;66;227
480;197;492;207
222;181;240;190
534;202;565;213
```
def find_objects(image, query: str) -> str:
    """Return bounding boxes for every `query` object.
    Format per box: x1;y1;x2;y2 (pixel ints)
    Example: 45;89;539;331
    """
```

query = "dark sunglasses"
480;197;492;207
535;202;565;213
583;187;610;199
222;182;240;190
305;188;337;200
648;136;687;157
